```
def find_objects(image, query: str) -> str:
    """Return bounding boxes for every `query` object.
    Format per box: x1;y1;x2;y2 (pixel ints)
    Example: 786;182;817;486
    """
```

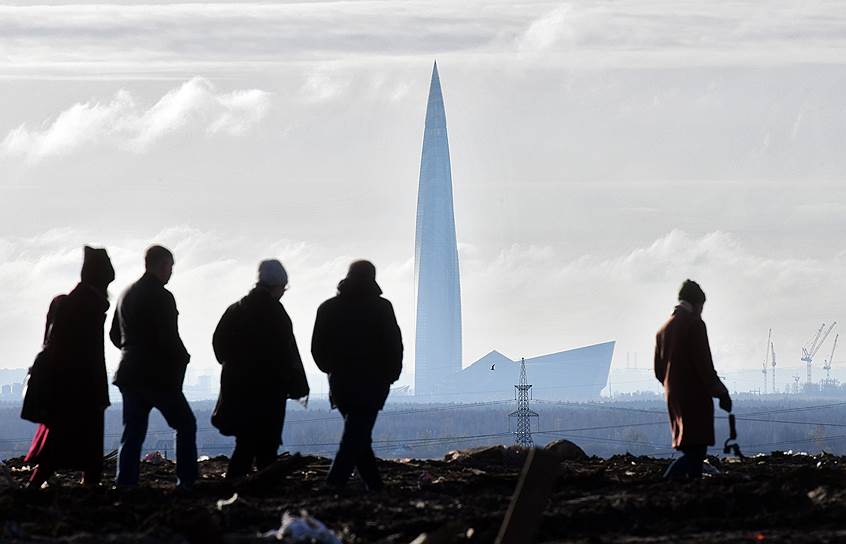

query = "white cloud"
0;78;271;161
517;4;572;53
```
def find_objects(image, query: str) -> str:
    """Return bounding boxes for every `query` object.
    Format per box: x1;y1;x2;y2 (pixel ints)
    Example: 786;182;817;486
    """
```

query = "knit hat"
678;279;706;305
81;246;115;289
258;259;288;287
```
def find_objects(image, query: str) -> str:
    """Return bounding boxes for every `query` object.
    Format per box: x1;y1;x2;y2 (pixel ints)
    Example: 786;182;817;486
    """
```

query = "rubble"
1;448;846;542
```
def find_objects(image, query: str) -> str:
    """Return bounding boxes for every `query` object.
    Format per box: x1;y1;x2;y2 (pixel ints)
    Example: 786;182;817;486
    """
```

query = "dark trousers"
327;407;382;490
664;445;707;480
116;389;198;487
227;403;286;479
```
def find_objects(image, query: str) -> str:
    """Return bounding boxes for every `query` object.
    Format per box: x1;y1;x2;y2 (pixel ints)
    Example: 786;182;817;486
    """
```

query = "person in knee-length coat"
24;246;115;488
211;259;309;479
654;279;732;480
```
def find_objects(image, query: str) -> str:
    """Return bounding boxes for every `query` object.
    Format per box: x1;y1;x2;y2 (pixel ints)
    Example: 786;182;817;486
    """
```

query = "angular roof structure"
415;341;615;403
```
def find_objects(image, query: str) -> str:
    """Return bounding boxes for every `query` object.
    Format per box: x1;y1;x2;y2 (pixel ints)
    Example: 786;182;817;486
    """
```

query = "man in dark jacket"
655;279;732;480
312;260;403;491
110;245;197;488
211;259;309;479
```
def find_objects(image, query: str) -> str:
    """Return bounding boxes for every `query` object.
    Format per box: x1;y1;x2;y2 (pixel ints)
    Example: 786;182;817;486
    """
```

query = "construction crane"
770;338;777;394
801;322;837;386
762;329;771;395
823;333;839;385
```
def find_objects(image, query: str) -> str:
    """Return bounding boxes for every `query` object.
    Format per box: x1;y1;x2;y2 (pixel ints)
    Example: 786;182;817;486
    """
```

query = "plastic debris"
216;493;240;511
262;510;342;543
142;451;167;464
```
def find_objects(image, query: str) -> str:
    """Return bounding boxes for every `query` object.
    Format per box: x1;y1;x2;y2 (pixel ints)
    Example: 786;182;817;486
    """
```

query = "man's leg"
663;445;706;480
352;409;382;491
686;445;707;478
326;408;358;487
227;435;255;480
155;392;198;487
256;402;285;471
116;390;151;487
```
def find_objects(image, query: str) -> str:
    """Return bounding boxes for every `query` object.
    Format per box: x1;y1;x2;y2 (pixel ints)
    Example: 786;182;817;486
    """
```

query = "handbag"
20;349;54;424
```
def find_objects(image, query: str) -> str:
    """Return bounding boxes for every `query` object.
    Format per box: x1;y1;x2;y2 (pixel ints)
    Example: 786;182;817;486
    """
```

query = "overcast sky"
2;0;846;394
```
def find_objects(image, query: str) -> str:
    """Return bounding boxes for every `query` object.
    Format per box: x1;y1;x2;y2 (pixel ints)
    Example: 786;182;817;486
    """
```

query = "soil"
1;448;845;543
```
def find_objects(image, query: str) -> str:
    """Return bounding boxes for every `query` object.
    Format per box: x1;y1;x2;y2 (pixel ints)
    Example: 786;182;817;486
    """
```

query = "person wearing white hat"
211;259;309;479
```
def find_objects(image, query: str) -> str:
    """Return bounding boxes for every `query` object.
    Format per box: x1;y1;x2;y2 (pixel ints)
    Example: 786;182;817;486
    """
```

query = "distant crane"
762;329;771;395
801;322;837;386
770;338;777;393
822;333;839;385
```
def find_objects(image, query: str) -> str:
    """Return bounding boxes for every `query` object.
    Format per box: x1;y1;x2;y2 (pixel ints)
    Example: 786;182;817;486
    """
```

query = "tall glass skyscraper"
414;62;462;395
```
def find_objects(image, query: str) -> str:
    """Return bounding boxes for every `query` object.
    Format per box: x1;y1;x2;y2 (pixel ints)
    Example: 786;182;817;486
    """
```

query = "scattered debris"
142;451;168;464
262;510;341;543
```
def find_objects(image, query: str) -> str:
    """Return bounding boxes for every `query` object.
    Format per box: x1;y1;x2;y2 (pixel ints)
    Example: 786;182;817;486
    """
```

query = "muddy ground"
1;448;845;543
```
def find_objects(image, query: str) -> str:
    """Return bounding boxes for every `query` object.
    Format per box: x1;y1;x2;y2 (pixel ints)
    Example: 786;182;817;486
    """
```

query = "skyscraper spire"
414;62;462;396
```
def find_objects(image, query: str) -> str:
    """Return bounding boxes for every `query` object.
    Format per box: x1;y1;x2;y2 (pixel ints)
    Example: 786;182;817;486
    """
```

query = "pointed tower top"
425;61;446;131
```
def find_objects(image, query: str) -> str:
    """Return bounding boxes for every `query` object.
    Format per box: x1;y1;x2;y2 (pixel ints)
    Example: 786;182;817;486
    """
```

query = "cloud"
2;1;846;76
517;5;572;53
0;78;271;161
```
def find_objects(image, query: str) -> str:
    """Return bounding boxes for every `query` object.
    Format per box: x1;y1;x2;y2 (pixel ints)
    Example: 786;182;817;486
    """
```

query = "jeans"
116;389;198;487
664;445;707;480
327;407;382;490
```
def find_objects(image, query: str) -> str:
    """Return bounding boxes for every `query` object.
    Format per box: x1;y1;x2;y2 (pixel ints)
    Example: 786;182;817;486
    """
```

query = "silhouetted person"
211;260;310;479
24;246;115;488
110;245;197;488
655;279;732;480
312;260;403;491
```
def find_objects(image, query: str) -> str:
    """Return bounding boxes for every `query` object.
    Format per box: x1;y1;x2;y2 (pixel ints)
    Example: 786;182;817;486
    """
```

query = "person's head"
678;279;706;315
346;260;377;282
257;259;288;300
81;245;115;293
145;245;175;284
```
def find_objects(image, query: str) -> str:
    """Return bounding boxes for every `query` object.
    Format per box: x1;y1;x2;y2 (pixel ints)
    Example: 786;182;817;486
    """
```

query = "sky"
2;0;846;394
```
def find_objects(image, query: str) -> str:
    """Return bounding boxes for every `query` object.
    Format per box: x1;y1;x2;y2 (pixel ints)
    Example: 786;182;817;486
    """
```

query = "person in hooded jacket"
211;259;310;479
654;279;732;480
24;246;115;488
311;260;403;491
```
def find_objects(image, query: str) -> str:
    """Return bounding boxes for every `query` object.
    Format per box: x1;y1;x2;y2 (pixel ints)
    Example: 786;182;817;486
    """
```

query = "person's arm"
693;319;731;410
158;292;190;366
382;300;403;384
212;306;237;366
109;310;122;349
287;333;310;399
653;331;667;384
310;303;333;375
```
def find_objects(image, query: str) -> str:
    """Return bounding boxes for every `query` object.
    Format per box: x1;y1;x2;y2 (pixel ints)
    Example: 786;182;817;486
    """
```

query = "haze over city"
2;0;846;395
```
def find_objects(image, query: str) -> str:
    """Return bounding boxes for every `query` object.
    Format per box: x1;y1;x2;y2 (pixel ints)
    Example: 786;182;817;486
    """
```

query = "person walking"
654;279;732;480
311;260;403;491
110;245;197;489
23;246;115;488
211;259;309;479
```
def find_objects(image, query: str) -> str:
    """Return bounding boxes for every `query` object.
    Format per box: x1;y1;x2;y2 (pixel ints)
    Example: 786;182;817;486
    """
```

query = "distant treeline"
2;398;846;461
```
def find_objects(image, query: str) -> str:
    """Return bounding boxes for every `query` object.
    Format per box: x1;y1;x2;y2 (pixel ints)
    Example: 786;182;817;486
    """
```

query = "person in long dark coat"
654;279;732;480
24;246;115;488
110;245;197;488
211;259;309;479
311;260;403;491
